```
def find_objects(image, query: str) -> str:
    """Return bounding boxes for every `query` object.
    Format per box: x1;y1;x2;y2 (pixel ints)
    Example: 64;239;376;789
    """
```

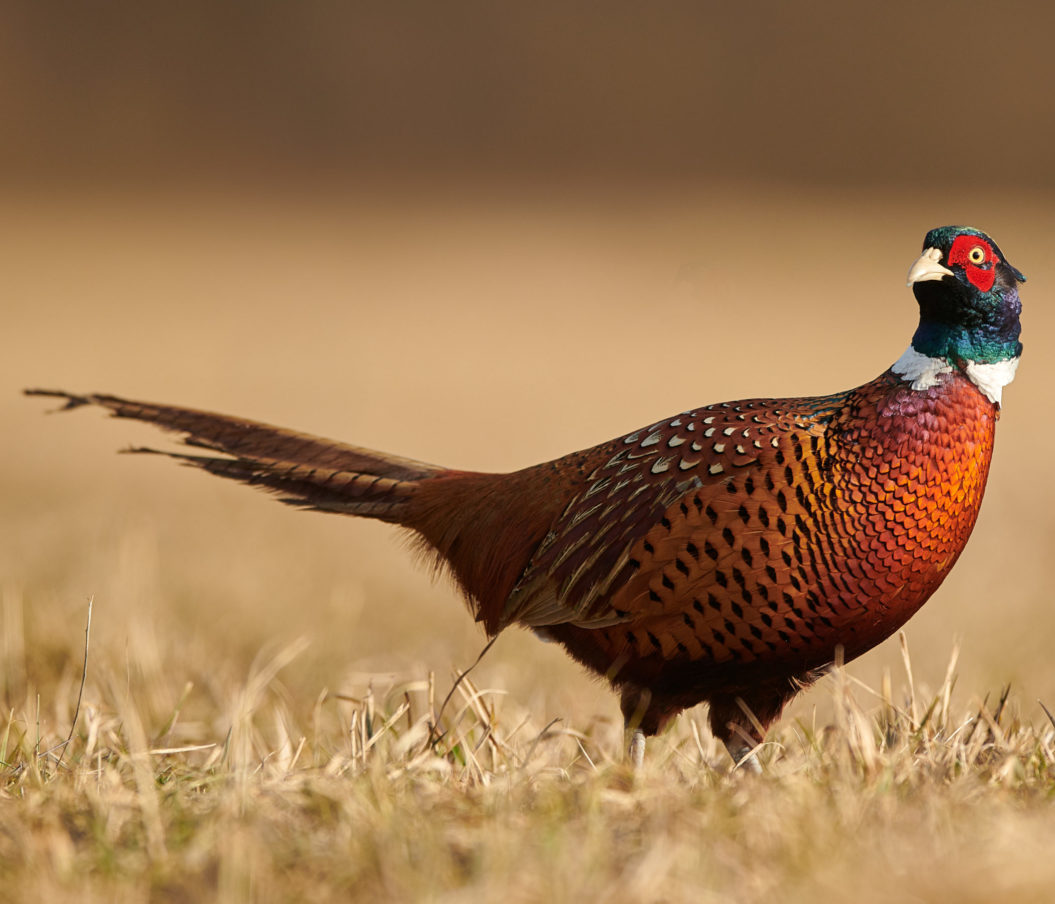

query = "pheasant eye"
968;246;987;265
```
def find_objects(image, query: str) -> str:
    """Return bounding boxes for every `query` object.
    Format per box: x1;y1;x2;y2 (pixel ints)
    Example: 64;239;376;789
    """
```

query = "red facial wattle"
946;234;997;292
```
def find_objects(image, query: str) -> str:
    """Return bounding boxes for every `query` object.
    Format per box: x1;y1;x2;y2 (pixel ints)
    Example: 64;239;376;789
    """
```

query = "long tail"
24;388;565;633
24;389;444;522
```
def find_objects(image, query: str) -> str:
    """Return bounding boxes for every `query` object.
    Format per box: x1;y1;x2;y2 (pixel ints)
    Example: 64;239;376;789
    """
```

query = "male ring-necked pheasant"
27;226;1024;768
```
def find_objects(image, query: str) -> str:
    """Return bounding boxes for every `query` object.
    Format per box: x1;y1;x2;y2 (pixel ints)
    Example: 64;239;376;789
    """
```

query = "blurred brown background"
6;2;1055;189
3;3;1054;737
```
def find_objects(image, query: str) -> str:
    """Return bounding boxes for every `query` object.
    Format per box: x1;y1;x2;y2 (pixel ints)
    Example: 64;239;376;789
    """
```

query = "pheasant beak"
906;247;954;287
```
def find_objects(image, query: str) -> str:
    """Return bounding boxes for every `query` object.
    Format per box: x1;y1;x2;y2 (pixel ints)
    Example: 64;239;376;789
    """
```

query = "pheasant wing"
505;396;847;632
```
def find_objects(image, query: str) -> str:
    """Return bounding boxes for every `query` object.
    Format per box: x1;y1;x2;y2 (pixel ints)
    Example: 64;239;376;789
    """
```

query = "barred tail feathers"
24;389;565;630
24;388;442;522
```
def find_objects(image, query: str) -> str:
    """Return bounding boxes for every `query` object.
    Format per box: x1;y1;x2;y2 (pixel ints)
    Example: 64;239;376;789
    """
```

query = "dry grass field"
4;185;1055;902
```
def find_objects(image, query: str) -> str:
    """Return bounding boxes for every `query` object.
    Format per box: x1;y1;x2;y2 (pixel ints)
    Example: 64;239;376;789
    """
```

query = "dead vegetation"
3;595;1054;904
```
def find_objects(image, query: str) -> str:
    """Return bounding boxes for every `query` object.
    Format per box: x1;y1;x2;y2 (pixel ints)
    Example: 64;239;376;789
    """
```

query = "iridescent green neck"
910;285;1023;365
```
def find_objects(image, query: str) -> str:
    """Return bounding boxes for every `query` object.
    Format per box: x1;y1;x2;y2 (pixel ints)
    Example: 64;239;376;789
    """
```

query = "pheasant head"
896;226;1025;404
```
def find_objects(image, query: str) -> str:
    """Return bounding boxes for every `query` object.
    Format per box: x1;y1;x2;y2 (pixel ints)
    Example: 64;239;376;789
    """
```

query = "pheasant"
26;225;1024;768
